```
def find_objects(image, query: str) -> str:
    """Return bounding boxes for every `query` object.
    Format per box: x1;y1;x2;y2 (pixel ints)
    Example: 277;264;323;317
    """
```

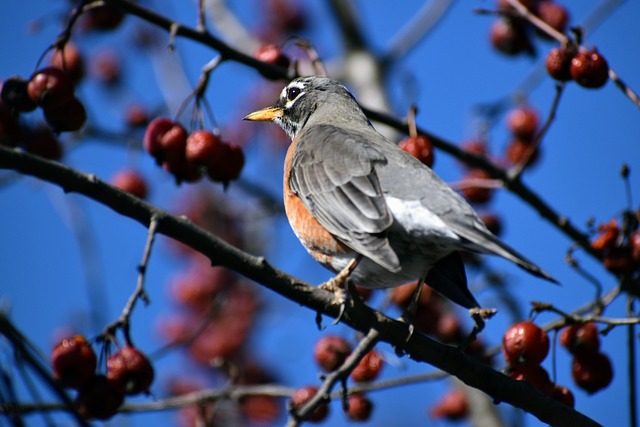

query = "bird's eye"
287;86;301;101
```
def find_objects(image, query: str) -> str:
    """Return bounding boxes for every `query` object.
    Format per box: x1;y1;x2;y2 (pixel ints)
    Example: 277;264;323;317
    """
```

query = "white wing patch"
386;197;459;241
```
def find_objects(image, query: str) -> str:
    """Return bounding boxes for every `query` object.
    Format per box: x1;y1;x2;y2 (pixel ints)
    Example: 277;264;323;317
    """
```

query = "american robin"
244;76;556;312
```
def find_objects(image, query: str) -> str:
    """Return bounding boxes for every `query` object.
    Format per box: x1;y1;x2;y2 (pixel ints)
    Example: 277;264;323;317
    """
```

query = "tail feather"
455;223;559;284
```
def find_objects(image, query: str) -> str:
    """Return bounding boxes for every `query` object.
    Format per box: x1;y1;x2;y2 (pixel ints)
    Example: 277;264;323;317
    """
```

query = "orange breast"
283;139;352;265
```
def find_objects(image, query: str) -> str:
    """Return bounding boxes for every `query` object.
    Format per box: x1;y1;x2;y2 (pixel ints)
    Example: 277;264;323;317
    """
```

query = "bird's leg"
457;307;497;350
319;256;362;321
399;277;426;342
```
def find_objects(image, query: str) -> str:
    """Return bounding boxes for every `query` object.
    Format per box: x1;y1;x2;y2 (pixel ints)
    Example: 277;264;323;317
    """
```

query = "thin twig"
628;296;637;427
103;215;160;345
287;328;380;426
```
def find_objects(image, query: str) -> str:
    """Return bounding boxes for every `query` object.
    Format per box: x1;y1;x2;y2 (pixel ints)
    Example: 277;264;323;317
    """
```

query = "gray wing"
289;124;400;272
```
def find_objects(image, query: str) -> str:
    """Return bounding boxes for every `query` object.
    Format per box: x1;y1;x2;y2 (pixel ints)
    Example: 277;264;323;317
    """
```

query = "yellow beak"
243;106;284;122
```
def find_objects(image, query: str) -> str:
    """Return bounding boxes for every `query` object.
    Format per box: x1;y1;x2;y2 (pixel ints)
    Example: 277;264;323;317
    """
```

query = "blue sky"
2;1;640;426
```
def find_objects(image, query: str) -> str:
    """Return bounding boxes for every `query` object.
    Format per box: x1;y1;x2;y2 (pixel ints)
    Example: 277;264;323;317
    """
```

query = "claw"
457;307;497;350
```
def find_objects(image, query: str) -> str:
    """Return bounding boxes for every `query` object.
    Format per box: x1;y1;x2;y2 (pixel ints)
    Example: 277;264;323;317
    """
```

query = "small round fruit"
43;97;87;132
570;49;609;89
630;230;640;264
490;18;531;56
350;350;383;382
91;49;121;85
206;142;245;183
1;77;38;112
546;47;575;82
106;346;155;395
290;386;329;423
124;103;148;128
536;1;569;36
460;168;494;205
111;168;148;199
480;212;502;236
313;335;352;372
506;137;540;167
27;67;75;109
75;375;125;420
50;42;85;84
509;365;555;396
502;321;550;367
51;335;96;389
572;352;613;394
429;388;469;421
507;106;539;139
82;4;125;31
346;393;373;422
399;135;435;167
559;322;600;355
143;117;175;159
591;219;619;251
185;130;224;165
552;384;575;408
255;43;290;68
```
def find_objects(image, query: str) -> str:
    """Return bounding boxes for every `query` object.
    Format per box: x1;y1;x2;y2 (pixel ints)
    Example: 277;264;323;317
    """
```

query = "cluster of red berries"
546;46;609;89
290;335;377;423
143;118;245;185
591;217;640;275
50;335;154;420
560;322;613;394
1;67;86;133
501;321;575;407
505;104;541;167
490;0;570;56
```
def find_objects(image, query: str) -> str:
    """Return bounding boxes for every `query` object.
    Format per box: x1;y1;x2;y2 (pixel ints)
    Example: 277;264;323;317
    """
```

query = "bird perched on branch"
245;76;555;326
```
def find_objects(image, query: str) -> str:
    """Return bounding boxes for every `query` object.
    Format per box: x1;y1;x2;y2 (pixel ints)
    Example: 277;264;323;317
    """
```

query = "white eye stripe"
282;81;306;107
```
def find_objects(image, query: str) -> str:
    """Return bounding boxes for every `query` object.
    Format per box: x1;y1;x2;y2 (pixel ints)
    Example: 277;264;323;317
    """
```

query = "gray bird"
245;76;556;311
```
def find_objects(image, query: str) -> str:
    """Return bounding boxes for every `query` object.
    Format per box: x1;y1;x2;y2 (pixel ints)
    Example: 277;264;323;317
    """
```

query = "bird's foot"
457;307;497;350
319;257;362;325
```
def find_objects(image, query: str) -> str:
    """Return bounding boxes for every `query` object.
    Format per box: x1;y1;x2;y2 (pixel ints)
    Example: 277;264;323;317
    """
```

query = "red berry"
111;168;148;199
290;386;329;423
536;1;570;36
570;49;609;89
143;117;175;159
206;142;245;183
506;137;540;167
507;106;539;139
24;126;63;160
124;103;148;128
630;231;640;263
313;335;352;372
509;365;555;396
50;42;85;84
43;97;87;132
399;135;435;167
429;388;469;421
255;44;290;68
346;393;373;422
186;130;224;165
75;375;125;420
106;346;155;395
502;321;550;367
51;335;96;389
461;139;488;158
490;18;531;56
480;212;502;236
82;4;125;31
572;352;613;394
241;395;280;423
552;384;575;408
546;47;576;82
27;67;75;109
350;350;383;382
460;168;494;205
435;312;463;344
162;155;203;184
91;49;121;85
559;322;600;355
1;77;38;112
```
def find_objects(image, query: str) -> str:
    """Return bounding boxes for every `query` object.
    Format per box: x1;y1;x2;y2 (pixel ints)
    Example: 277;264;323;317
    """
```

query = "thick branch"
0;146;601;427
